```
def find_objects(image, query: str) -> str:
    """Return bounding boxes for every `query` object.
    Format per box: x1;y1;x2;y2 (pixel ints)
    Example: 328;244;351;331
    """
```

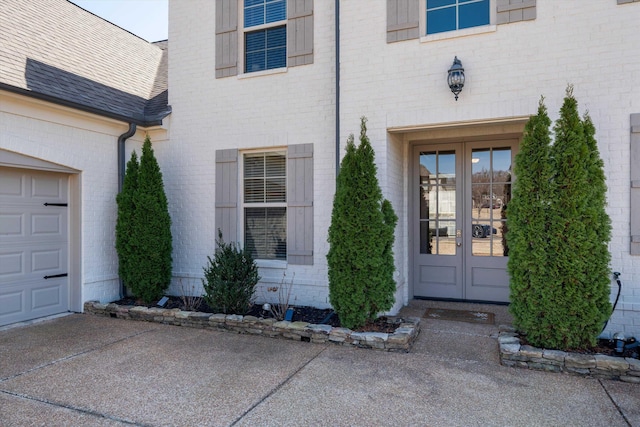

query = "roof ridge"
66;0;152;43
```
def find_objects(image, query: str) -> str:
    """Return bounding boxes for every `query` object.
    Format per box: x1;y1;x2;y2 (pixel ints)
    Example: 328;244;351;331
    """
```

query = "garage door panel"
31;175;65;199
0;168;69;327
32;284;63;310
0;213;24;236
0;172;24;197
0;290;23;316
0;280;68;324
32;248;63;272
0;251;24;276
1;244;66;282
32;213;63;235
1;208;67;244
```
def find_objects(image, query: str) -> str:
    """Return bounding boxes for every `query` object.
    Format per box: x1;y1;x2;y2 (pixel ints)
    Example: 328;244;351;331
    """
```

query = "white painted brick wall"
165;0;337;309
337;0;640;330
168;1;640;330
0;100;137;305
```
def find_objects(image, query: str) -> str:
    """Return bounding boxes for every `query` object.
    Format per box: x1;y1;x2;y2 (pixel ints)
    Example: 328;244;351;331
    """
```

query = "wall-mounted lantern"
447;56;465;101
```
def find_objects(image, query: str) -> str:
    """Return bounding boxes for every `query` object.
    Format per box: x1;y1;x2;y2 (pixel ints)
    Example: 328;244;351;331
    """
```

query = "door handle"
456;242;462;247
44;273;68;279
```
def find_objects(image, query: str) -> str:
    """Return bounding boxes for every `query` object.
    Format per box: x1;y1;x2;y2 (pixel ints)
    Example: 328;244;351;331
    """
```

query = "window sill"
238;67;288;79
255;259;288;269
420;25;497;43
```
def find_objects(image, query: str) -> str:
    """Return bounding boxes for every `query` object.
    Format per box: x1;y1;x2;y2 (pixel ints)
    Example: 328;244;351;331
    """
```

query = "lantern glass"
447;56;465;100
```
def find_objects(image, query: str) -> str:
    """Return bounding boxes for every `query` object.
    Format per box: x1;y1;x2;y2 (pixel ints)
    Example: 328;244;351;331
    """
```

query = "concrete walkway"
1;300;638;426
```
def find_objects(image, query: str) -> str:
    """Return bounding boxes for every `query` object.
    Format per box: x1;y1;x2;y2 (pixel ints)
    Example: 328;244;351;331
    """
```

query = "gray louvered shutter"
496;0;536;25
387;0;419;43
631;114;640;255
215;149;239;243
216;0;238;78
287;0;314;66
287;144;313;265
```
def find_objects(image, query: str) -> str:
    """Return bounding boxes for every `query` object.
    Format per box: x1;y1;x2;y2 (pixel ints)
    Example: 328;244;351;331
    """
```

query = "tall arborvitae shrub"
507;98;554;341
116;151;139;295
546;87;611;348
327;117;398;330
129;136;173;303
582;114;612;319
508;87;611;349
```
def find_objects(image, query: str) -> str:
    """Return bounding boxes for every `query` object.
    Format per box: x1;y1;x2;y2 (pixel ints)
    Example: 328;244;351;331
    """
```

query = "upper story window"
216;0;313;78
244;0;287;73
426;0;490;35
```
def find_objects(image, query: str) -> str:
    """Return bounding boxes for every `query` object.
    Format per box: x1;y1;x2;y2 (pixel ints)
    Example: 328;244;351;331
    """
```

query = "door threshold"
413;296;509;306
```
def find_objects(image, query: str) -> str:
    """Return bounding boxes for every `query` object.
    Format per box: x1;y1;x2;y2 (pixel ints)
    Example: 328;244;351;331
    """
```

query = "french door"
412;140;516;302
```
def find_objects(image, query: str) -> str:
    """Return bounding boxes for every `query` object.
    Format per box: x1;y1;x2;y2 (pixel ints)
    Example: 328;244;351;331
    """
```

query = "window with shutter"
243;151;287;260
215;0;313;77
216;146;313;264
243;0;287;73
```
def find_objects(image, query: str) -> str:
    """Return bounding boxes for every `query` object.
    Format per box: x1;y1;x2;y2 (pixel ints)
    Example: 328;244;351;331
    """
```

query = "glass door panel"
471;147;511;257
419;150;457;255
414;144;463;300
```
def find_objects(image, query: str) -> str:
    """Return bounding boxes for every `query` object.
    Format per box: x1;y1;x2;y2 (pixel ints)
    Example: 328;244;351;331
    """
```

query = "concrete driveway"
1;301;638;427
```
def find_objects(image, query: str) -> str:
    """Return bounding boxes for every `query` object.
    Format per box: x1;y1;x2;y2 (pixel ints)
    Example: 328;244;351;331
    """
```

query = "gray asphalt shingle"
0;0;169;125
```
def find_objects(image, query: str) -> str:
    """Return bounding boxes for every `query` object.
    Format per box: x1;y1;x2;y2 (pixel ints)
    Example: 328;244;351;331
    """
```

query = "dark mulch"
517;334;639;359
112;296;398;333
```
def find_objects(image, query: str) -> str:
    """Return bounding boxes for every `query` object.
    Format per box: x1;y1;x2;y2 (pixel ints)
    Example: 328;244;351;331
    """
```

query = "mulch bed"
516;333;638;359
112;296;398;333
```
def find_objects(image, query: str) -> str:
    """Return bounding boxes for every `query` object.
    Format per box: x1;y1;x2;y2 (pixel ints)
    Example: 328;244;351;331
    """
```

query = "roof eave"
0;83;170;127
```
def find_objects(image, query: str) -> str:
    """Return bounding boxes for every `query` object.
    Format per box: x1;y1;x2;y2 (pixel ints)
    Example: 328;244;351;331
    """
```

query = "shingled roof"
0;0;170;126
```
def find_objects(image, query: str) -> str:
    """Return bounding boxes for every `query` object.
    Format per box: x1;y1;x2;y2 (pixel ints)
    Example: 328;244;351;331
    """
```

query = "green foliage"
327;117;398;330
116;135;173;304
202;231;260;314
116;151;139;294
507;97;554;344
507;87;612;349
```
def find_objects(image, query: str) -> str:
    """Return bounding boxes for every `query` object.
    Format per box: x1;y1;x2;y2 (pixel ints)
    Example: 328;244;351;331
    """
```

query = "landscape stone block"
500;343;521;354
595;355;630;371
565;354;596;369
543;349;567;362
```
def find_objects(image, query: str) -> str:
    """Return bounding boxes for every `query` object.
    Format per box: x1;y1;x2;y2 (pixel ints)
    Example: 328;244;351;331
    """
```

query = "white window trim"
419;0;497;43
239;147;288;263
238;1;288;77
237;66;288;79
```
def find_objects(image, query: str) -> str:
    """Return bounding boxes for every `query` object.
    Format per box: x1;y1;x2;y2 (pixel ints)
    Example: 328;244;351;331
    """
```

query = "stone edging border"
498;326;640;383
84;301;421;352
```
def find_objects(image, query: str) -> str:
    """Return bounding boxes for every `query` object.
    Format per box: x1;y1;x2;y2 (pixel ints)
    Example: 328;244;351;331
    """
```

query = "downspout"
335;0;340;182
118;123;137;192
117;123;137;298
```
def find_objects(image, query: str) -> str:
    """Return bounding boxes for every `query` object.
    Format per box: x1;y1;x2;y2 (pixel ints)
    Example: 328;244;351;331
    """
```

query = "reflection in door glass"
471;147;511;256
419;151;456;255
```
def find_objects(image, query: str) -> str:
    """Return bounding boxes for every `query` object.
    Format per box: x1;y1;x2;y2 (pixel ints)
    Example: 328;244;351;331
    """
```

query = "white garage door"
0;167;69;326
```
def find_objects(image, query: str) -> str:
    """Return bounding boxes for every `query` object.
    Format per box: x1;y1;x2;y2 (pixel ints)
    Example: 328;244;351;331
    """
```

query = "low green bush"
202;231;260;315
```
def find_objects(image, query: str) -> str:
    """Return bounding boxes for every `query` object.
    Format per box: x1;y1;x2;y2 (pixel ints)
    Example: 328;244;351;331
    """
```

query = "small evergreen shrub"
202;231;260;315
327;117;398;330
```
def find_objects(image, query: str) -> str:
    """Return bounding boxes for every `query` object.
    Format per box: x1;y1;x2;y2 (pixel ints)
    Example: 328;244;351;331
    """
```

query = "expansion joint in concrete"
229;344;329;426
598;379;632;427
